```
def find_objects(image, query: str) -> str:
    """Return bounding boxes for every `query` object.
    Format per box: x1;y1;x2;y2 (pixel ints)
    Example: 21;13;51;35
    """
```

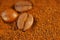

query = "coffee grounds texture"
0;0;60;40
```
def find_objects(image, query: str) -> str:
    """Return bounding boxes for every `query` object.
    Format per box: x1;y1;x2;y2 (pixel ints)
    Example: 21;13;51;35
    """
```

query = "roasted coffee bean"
1;9;18;22
15;1;32;12
17;13;33;31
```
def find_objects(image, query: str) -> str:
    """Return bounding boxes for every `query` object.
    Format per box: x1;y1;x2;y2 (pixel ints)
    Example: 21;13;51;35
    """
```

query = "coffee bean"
17;13;33;31
1;9;18;22
15;1;33;12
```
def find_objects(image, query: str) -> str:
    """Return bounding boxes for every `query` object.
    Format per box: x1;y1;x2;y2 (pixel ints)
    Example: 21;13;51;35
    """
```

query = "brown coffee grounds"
0;0;60;40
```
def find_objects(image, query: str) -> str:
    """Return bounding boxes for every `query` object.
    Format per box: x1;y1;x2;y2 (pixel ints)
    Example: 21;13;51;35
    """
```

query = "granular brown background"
0;0;60;40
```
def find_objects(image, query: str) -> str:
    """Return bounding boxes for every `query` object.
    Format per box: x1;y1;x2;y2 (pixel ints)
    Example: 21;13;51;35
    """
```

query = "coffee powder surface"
0;0;60;40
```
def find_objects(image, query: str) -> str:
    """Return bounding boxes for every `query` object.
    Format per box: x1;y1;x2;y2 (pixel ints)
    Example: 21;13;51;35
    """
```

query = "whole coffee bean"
1;9;18;22
17;13;33;31
15;1;33;12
